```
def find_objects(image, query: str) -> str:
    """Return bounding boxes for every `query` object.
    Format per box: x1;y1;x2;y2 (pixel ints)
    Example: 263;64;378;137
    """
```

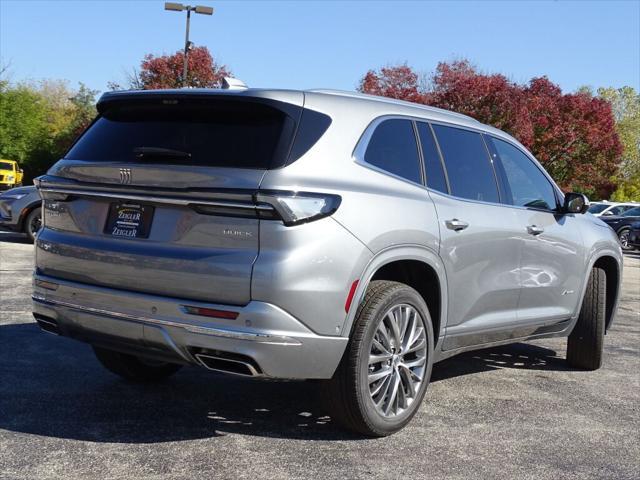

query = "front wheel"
566;267;606;370
93;347;183;382
325;280;434;437
24;207;41;243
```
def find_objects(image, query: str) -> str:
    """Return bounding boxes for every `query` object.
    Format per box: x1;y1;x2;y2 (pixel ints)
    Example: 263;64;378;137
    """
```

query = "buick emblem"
119;168;132;185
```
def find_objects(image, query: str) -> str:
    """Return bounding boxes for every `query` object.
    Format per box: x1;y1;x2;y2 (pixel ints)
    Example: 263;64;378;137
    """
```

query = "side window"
609;206;624;215
364;119;422;184
431;125;499;203
417;123;448;194
490;137;557;211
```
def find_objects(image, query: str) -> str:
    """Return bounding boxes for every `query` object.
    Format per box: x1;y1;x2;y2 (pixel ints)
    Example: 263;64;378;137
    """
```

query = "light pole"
164;3;214;87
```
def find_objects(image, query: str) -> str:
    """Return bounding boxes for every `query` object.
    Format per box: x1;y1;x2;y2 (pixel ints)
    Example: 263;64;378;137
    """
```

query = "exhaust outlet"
33;313;60;335
195;352;261;377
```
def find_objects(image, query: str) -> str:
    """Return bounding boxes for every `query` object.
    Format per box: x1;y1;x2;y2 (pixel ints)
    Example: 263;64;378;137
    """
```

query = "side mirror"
563;192;589;214
602;210;614;216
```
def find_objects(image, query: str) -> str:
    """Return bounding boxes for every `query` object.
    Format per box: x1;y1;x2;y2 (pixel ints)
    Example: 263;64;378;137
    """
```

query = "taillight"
255;191;341;226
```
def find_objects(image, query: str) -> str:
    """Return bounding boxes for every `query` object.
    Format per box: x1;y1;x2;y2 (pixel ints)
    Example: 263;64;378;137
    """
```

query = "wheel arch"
17;201;42;233
342;245;447;340
592;255;621;332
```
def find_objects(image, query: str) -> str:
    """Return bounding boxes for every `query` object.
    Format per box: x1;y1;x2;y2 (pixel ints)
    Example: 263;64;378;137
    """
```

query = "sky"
1;0;639;96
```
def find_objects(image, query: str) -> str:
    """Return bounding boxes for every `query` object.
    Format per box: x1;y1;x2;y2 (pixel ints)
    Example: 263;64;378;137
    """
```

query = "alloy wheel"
29;213;42;237
619;230;631;250
367;303;427;418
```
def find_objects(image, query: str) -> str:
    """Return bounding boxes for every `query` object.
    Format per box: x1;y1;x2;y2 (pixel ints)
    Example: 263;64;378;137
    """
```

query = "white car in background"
588;201;638;217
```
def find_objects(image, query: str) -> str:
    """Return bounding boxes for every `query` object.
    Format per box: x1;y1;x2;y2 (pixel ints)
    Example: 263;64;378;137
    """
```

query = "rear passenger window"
431;125;499;203
490;137;557;211
364;119;422;184
417;123;448;194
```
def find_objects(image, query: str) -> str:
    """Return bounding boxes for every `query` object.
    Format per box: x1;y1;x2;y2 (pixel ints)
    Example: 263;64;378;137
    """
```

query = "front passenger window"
490;137;558;211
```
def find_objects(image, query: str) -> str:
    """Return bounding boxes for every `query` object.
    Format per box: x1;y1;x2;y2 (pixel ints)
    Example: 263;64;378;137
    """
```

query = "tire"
617;227;633;251
93;346;183;382
24;207;42;243
324;280;434;437
567;267;606;370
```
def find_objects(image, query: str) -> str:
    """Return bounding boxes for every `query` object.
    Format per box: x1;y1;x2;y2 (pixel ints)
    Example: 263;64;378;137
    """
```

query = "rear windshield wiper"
133;147;192;161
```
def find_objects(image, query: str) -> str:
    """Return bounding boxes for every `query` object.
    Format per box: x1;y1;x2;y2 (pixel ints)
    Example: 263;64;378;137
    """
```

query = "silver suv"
32;88;623;436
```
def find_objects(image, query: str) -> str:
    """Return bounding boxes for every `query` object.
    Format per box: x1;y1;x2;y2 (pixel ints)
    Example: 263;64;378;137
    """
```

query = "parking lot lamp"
164;3;214;86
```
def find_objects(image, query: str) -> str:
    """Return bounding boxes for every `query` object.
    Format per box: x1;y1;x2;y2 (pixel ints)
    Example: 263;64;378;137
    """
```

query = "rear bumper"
32;273;348;379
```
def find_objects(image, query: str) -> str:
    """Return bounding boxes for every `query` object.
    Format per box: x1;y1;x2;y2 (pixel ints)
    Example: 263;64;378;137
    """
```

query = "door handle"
527;225;544;236
445;219;469;231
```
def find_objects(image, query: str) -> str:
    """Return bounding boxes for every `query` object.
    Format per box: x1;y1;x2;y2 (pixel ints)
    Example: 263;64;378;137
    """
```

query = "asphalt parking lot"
1;231;638;480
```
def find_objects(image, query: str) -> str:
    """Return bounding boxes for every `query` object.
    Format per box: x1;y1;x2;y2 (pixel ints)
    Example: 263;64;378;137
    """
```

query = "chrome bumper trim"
32;293;302;345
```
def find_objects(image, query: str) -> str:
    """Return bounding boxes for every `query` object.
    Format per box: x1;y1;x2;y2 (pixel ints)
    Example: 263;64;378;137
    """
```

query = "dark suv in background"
600;206;640;250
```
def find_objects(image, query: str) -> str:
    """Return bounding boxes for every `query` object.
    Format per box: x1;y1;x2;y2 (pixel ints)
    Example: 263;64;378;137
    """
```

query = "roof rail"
308;89;480;123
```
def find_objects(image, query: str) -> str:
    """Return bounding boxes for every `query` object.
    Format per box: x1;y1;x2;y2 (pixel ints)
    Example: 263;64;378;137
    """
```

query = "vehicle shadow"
0;231;30;244
0;321;569;443
431;342;569;382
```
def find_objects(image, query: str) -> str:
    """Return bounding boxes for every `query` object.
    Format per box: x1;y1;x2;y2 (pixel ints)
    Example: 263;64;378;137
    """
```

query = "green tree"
0;80;99;183
0;83;49;165
597;86;640;201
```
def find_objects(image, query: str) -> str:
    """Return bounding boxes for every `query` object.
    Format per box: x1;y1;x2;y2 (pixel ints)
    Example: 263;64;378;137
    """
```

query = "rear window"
65;100;298;169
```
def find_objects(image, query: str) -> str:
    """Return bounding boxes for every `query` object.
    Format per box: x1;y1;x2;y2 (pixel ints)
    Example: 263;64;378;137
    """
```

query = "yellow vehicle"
0;159;24;190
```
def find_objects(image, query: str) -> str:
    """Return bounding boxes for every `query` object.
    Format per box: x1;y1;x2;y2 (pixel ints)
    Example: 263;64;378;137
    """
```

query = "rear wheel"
24;207;42;243
566;267;606;370
93;346;183;382
617;227;633;251
325;280;434;437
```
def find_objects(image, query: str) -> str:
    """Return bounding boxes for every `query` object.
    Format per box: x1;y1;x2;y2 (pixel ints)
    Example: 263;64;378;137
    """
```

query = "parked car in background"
600;206;640;251
32;87;622;436
588;201;638;217
0;159;24;190
0;186;42;242
628;222;640;250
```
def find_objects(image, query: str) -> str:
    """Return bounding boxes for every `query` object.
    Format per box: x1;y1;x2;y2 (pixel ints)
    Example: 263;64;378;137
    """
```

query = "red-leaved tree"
110;46;231;90
360;64;425;104
140;46;230;89
359;61;622;198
